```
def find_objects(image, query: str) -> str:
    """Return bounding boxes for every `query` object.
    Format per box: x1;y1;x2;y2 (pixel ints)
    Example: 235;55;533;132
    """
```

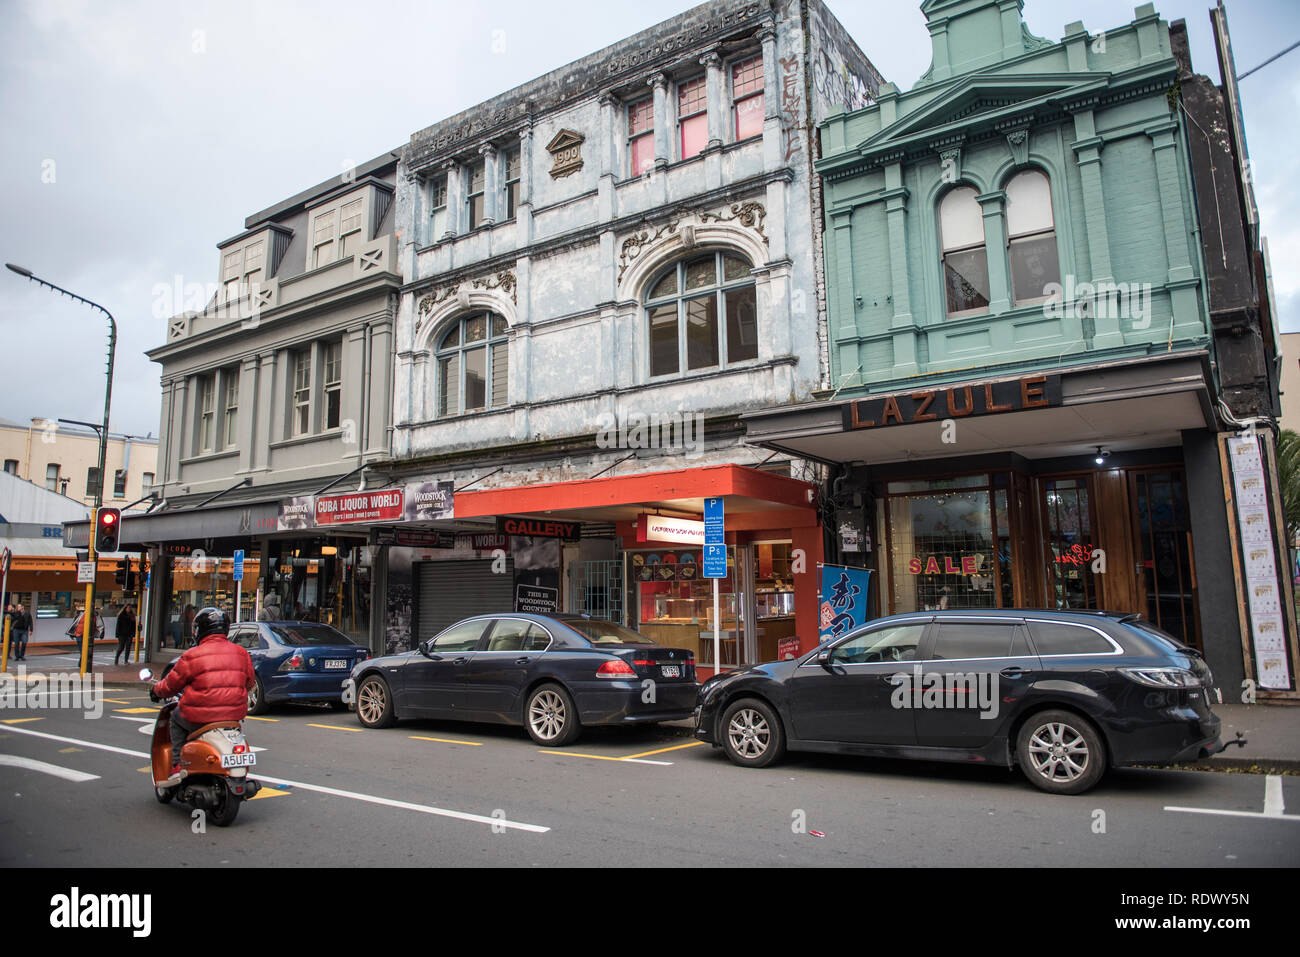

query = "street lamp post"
6;264;117;676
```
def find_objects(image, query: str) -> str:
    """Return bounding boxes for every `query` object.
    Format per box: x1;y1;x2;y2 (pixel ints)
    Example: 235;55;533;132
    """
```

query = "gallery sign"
496;517;581;540
843;374;1062;431
315;489;404;526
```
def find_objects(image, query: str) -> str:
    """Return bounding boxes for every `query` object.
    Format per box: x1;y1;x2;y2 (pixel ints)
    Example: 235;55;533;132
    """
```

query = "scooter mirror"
138;668;153;681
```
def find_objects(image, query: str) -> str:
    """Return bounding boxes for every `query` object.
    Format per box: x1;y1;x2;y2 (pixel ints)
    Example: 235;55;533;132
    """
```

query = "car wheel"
1017;709;1106;795
720;698;784;768
525;683;580;747
356;675;396;728
247;677;269;716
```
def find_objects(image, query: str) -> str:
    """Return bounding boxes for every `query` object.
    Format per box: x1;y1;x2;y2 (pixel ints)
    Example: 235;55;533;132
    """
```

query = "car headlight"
1119;667;1203;689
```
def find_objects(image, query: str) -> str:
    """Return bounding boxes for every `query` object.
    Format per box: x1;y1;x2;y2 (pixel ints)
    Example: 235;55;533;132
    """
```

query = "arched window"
436;312;508;417
1005;170;1060;306
939;186;990;317
645;251;757;377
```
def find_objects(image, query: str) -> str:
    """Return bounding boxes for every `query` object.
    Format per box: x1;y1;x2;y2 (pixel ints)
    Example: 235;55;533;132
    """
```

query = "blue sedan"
226;620;371;714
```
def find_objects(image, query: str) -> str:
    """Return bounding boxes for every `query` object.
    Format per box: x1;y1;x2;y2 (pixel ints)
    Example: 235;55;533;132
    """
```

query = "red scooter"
142;668;261;825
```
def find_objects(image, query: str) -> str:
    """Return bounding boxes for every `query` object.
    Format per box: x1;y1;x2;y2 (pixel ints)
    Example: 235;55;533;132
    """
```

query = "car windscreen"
266;624;357;647
557;618;657;646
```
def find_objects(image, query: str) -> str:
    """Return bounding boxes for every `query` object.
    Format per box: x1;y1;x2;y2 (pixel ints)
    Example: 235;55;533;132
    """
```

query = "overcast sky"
1;0;1296;436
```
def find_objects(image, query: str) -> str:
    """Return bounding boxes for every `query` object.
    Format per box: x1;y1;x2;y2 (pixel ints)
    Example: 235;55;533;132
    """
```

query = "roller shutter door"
415;558;514;641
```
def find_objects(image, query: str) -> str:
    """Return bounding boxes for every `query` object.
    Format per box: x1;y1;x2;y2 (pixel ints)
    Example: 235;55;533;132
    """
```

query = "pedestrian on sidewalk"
114;604;136;666
11;603;32;661
66;606;105;670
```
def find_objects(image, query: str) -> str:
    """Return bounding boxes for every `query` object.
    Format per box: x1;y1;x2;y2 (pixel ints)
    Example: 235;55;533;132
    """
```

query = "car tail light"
1119;667;1202;689
278;653;305;673
596;659;637;678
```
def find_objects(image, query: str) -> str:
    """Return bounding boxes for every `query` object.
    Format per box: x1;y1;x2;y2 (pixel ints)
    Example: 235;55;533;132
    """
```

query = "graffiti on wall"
813;47;876;115
779;54;803;163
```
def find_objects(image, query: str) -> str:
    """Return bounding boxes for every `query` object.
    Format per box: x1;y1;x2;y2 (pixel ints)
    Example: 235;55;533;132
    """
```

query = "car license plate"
661;665;680;678
324;659;348;670
220;753;256;768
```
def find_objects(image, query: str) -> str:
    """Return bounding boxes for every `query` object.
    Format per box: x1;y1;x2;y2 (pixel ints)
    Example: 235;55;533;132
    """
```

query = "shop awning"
453;464;818;530
742;351;1217;466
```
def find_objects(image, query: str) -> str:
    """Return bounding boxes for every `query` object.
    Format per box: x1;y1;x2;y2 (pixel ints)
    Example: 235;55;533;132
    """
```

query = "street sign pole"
233;550;245;622
1;547;10;673
82;513;96;677
703;497;726;673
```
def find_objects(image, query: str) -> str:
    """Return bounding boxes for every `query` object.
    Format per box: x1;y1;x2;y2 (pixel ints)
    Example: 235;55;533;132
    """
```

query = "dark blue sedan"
342;614;697;745
226;620;371;714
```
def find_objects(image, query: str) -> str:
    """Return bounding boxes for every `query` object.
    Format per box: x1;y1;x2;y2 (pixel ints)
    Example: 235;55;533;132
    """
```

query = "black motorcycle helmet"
192;606;230;640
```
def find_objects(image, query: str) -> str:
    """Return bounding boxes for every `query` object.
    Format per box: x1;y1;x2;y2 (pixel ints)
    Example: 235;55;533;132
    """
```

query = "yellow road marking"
100;698;131;705
409;735;484;747
115;707;157;714
137;766;152;773
0;717;43;724
620;741;704;759
249;786;291;801
537;750;628;762
58;747;82;753
307;723;361;732
244;716;278;722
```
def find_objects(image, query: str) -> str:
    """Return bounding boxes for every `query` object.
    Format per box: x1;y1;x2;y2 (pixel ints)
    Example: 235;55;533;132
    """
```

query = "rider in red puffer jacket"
152;607;255;773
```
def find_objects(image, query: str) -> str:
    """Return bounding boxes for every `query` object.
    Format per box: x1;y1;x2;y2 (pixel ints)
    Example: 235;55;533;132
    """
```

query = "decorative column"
976;189;1011;316
1070;102;1123;348
255;353;276;470
1147;118;1203;342
883;162;918;377
479;143;499;228
236;356;258;474
442;160;462;241
597;94;616;223
701;50;724;152
517;125;535;245
648;73;669;171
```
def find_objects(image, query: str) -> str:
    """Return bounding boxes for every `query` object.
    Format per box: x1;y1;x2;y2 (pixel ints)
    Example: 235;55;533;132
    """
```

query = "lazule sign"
316;490;404;526
843;374;1062;430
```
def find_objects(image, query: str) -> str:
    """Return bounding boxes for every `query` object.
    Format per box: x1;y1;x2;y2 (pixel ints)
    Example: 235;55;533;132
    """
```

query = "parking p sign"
233;549;245;582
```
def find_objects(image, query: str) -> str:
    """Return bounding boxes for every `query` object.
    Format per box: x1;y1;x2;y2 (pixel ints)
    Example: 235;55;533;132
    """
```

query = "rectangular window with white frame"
292;349;312;436
628;96;655;176
312;211;337;268
467;161;486;230
323;340;342;430
142;472;154;497
678;76;708;160
731;54;764;141
503;148;521;221
222;251;242;302
429;175;448;242
222;369;239;447
197;373;216;453
339;199;364;258
46;463;60;492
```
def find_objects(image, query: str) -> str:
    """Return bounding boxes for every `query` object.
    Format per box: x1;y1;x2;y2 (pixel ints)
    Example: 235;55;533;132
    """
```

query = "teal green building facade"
745;0;1298;698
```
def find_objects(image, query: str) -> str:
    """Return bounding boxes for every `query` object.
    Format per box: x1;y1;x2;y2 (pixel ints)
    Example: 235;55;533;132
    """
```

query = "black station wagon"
693;609;1226;794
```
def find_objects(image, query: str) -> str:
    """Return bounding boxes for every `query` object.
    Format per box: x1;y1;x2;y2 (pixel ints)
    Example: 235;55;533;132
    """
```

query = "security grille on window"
1005;170;1060;306
223;372;239;447
939;186;991;317
678;76;708;160
429;175;448;239
628;96;655;176
504;148;521;220
198;374;216;452
645;251;757;377
437;312;508;417
292;350;311;436
467;161;487;230
731;55;763;140
324;340;343;430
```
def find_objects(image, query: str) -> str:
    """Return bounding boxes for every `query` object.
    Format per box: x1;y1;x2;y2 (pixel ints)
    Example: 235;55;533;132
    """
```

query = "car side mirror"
817;650;834;671
418;640;434;658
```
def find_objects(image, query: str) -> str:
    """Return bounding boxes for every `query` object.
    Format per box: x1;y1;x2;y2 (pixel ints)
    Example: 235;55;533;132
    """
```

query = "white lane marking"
1265;775;1285;817
0;754;99;782
1165;774;1298;821
1;724;549;833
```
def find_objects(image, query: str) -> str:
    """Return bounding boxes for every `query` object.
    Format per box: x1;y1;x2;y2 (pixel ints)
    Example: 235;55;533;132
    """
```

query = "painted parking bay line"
410;735;484;747
0;754;99;783
538;750;673;766
1165;774;1300;822
1;717;44;725
621;741;704;760
1;724;550;833
308;723;362;732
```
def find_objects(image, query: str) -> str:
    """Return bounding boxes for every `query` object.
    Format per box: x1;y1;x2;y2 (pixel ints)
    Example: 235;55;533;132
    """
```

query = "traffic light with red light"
95;507;121;553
